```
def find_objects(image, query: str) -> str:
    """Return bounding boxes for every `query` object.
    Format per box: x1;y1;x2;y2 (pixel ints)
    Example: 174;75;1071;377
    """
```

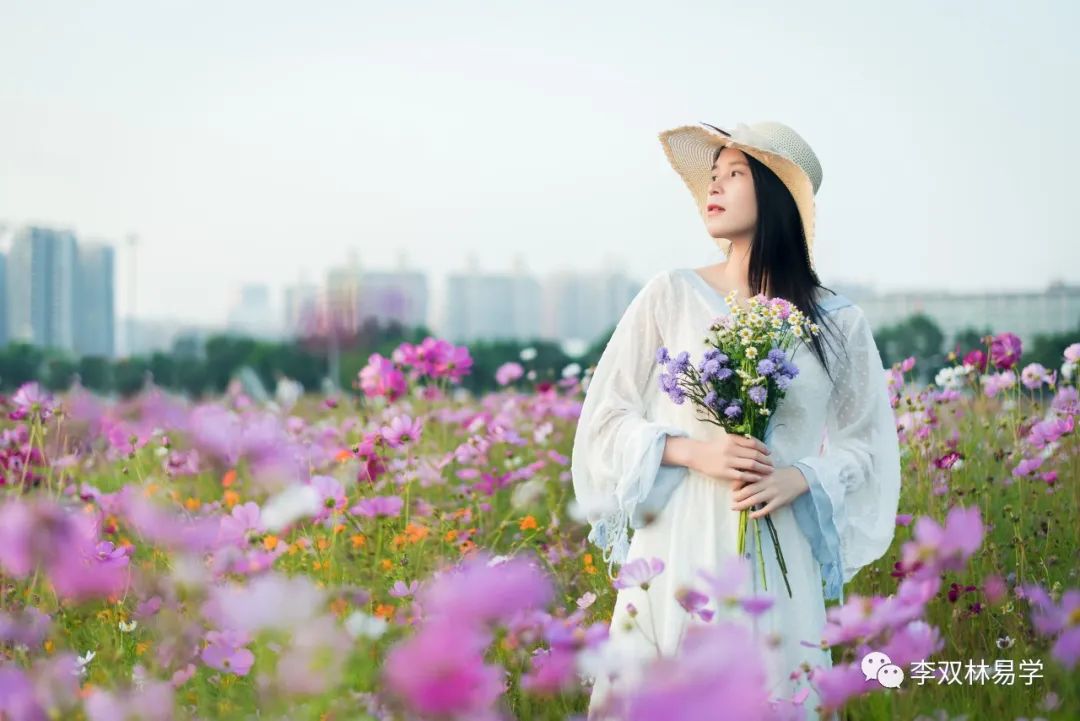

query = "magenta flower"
357;353;408;401
381;414;423;448
990;332;1023;370
613;557;666;590
383;620;504;717
350;495;404;518
963;348;988;372
1022;584;1080;669
201;629;255;676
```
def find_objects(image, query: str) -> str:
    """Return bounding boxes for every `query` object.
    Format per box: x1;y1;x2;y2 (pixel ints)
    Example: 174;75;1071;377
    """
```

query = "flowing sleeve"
790;305;902;603
571;271;690;578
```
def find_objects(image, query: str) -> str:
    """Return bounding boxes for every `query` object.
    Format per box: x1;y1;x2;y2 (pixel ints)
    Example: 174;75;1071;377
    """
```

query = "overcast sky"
1;0;1076;327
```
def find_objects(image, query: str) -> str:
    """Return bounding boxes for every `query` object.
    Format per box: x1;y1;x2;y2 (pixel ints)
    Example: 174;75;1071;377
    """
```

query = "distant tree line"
0;313;1075;399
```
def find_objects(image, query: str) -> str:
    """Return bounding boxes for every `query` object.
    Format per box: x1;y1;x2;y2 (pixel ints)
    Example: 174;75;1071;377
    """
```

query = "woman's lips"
707;205;725;215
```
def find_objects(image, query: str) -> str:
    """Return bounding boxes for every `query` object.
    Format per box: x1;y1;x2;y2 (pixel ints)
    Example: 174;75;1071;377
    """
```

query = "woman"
571;121;902;720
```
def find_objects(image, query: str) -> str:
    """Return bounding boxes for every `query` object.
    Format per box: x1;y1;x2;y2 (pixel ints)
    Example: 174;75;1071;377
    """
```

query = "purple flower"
756;359;777;377
350;495;405;518
774;374;794;391
748;385;767;405
613;557;665;590
675;588;715;622
217;502;263;548
85;680;174;721
201;629;255;676
1022;584;1080;669
990;332;1023;370
723;402;743;419
655;347;671;365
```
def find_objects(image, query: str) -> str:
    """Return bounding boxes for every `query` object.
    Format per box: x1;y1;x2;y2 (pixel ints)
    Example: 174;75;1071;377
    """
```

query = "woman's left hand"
730;466;810;519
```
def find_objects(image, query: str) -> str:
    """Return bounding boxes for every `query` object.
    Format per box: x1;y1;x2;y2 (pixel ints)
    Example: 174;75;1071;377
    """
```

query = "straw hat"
658;121;823;267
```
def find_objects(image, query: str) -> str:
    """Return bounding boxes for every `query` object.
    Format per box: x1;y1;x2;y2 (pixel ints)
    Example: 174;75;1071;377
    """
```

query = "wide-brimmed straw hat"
658;121;823;267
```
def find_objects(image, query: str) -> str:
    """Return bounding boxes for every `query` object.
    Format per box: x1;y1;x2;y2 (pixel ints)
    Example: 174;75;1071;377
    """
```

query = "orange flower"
335;448;353;463
404;522;429;544
391;534;406;550
329;597;349;617
333;523;346;535
263;535;279;551
459;539;476;555
316;537;330;552
374;603;395;620
135;642;149;656
223;490;240;509
350;533;367;549
519;515;538;531
222;469;237;488
380;558;394;571
583;553;593;566
184;497;201;511
444;529;458;543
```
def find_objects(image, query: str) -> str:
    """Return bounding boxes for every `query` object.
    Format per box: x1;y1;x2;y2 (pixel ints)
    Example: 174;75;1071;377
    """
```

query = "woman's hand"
730;466;810;519
689;433;774;485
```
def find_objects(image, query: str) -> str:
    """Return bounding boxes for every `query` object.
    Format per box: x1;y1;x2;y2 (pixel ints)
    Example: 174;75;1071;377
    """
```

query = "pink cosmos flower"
357;353;408;401
201;629;255;676
419;553;553;627
384;619;504;717
495;362;525;386
380;414;423;448
350;495;404;518
9;382;57;421
899;506;984;579
1022;583;1080;669
990;332;1023;370
1020;363;1056;389
613;557;665;590
623;622;772;721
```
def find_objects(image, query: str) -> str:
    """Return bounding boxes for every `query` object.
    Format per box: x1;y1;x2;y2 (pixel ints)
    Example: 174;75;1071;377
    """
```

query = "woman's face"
704;146;757;241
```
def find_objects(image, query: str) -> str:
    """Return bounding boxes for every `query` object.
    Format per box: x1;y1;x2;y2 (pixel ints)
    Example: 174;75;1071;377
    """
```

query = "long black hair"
713;145;846;384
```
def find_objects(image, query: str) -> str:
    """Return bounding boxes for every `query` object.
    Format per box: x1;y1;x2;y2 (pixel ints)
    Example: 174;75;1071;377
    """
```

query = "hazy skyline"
1;0;1076;326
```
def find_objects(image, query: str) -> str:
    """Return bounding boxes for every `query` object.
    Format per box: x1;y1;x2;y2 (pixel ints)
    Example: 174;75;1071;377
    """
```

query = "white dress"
571;268;902;720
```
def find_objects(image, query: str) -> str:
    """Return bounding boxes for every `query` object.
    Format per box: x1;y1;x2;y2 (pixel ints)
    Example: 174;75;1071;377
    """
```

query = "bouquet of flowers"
656;289;822;598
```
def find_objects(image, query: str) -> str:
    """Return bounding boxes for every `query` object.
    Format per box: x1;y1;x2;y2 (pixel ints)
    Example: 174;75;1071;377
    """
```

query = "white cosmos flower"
344;611;389;640
74;650;96;677
119;620;138;633
261;483;321;532
520;347;538;362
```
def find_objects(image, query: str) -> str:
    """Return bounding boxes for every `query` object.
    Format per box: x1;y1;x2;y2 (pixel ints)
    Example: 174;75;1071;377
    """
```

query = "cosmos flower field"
0;334;1077;720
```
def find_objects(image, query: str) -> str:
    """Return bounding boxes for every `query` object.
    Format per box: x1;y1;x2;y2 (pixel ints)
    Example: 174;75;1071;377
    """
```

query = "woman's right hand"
690;433;773;486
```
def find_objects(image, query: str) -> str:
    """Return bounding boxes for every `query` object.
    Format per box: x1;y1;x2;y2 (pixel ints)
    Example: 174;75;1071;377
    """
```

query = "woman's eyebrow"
712;160;749;170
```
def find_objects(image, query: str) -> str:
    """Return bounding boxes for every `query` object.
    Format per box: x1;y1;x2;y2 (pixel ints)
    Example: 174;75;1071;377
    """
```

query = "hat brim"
658;124;817;268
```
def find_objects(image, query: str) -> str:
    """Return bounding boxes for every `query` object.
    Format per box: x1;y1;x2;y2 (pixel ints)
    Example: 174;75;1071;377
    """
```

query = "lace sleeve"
790;305;902;603
570;271;690;578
